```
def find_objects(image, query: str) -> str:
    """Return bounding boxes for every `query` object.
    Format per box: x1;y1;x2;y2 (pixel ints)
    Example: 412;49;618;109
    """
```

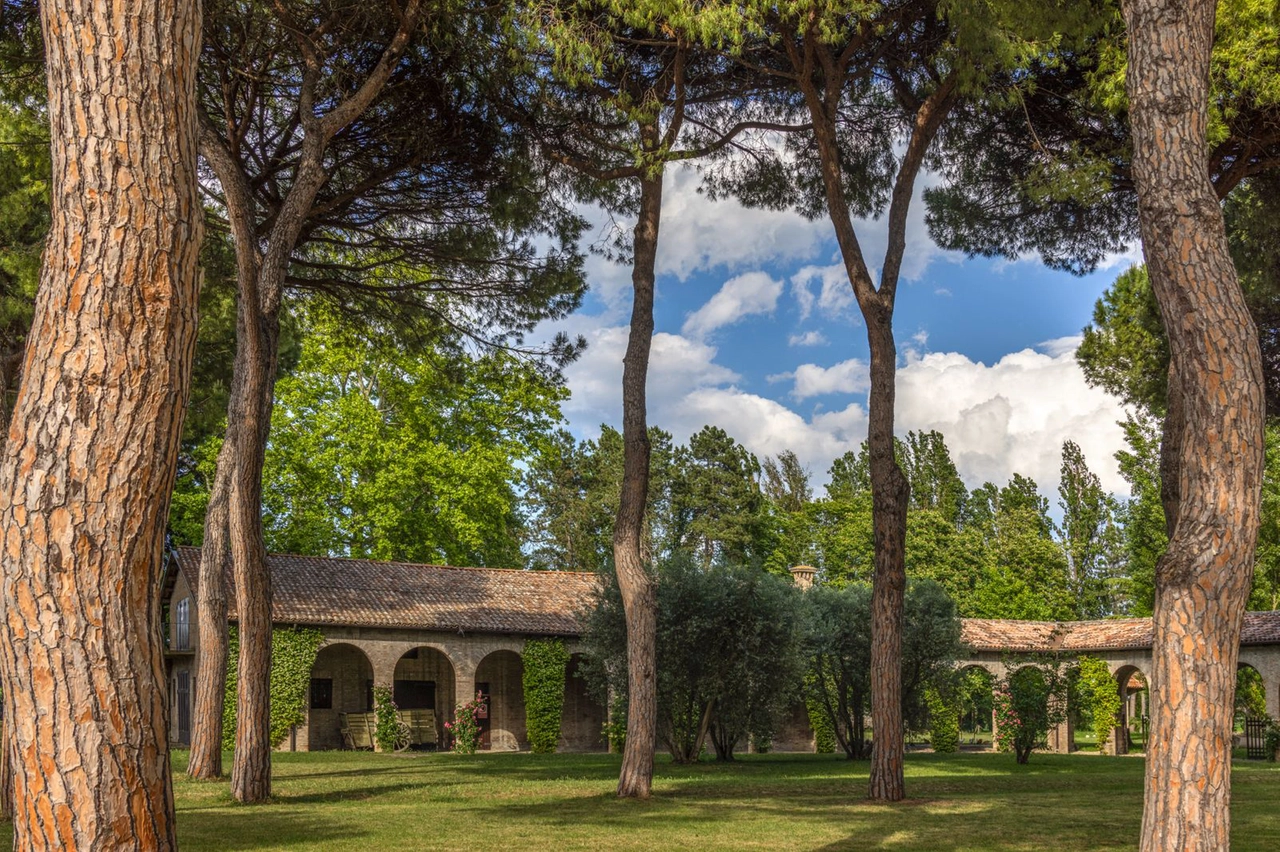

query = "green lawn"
9;750;1280;850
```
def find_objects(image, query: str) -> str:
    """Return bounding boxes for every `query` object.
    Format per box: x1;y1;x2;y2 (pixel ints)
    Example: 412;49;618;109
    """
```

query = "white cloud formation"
682;271;783;339
791;263;857;320
656;165;831;281
894;347;1131;498
789;330;828;347
554;317;1129;505
789;358;872;399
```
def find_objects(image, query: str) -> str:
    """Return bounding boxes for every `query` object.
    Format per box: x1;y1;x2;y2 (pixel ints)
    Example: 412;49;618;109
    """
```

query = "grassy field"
7;750;1280;850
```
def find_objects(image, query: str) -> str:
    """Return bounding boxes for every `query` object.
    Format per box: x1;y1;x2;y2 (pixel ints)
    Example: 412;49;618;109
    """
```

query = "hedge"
522;638;569;753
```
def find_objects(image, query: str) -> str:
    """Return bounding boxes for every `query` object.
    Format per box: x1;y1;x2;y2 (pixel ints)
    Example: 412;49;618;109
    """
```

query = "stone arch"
475;649;526;751
558;653;606;752
393;646;457;746
957;664;997;750
309;642;375;750
1110;663;1149;755
1235;660;1267;729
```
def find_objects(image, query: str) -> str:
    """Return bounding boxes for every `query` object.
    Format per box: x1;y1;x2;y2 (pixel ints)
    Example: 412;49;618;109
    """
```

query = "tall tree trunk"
614;168;662;800
228;282;281;804
186;453;232;779
799;71;949;800
0;0;201;846
1123;0;1267;849
866;308;910;800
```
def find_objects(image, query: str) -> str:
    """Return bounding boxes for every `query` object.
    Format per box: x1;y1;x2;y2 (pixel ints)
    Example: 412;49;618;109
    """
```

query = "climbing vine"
805;696;837;754
221;626;325;751
1076;656;1122;751
522;638;569;753
373;686;400;752
603;693;627;753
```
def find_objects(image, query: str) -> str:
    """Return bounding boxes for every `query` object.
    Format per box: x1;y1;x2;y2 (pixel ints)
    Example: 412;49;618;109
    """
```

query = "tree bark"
227;304;280;803
0;0;202;846
197;3;424;800
1122;0;1267;849
614;168;662;800
186;455;232;780
795;39;953;801
866;308;910;800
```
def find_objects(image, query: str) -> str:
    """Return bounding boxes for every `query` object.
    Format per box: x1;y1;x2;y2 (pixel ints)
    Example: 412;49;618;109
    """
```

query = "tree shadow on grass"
176;808;368;851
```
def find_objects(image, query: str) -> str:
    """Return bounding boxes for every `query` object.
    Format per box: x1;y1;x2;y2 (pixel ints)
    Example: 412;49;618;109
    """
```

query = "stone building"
958;614;1280;753
163;549;1280;754
162;547;607;752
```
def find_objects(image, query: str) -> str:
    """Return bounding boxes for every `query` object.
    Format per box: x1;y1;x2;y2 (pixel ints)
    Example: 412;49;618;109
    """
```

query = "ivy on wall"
805;696;837;754
373;686;400;752
221;626;326;751
522;638;569;753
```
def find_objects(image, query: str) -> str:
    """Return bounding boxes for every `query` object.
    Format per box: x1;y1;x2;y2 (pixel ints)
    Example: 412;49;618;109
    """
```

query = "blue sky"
543;163;1138;505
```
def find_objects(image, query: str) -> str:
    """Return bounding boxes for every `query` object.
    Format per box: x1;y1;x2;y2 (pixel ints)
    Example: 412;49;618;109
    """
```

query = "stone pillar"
454;657;477;721
1263;668;1280;721
1048;716;1074;753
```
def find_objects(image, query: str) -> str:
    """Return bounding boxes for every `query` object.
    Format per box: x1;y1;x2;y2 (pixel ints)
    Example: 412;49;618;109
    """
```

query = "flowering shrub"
994;664;1067;764
446;696;486;754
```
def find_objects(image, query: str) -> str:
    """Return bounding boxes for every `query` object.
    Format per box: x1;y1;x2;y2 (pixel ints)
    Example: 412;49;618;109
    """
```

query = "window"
172;597;190;651
310;678;333;710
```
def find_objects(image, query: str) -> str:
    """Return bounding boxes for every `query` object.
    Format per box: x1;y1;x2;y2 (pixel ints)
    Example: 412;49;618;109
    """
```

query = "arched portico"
306;642;375;751
560;653;606;752
475;650;526;751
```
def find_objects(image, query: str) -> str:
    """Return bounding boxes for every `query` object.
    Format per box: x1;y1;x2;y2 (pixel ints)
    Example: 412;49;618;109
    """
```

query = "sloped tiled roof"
172;546;1280;649
961;611;1280;653
173;546;599;637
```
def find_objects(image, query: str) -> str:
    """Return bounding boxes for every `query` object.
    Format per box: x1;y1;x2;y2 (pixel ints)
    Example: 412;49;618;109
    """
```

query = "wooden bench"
339;709;439;750
339;712;374;750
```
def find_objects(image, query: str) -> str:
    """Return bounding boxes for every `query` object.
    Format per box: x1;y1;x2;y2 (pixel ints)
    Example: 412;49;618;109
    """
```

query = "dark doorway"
175;670;191;743
394;680;436;710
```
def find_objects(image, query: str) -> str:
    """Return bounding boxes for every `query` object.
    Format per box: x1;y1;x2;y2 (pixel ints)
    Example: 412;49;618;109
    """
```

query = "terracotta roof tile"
174;546;598;636
174;547;1280;649
961;611;1280;653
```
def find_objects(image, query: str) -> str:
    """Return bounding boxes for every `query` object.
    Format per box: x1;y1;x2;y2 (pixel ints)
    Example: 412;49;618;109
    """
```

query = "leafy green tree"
580;555;804;764
670;426;769;567
901;431;968;524
1114;415;1166;616
1059;440;1123;617
802;578;962;759
255;305;566;566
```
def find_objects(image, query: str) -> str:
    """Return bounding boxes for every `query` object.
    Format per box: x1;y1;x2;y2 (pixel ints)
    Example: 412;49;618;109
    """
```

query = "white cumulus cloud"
789;330;829;347
682;271;784;339
790;358;872;399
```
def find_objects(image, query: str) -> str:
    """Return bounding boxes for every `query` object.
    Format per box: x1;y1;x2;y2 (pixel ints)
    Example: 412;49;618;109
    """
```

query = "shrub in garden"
803;578;962;759
446;696;486;754
523;638;569;753
994;661;1068;764
580;555;804;763
926;686;960;754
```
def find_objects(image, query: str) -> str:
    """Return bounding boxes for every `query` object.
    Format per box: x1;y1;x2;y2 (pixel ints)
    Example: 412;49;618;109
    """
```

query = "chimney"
789;564;817;590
